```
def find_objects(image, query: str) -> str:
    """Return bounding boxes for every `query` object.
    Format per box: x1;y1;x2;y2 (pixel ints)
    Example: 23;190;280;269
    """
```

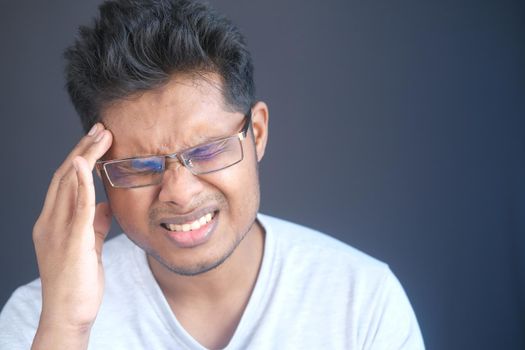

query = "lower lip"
164;214;218;248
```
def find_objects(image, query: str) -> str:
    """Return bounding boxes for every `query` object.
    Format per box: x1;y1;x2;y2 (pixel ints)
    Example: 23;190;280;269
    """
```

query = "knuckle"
52;170;64;183
76;198;95;211
58;177;67;187
78;172;94;188
32;225;40;242
33;215;46;232
32;220;45;243
75;196;85;209
32;230;43;245
57;173;71;187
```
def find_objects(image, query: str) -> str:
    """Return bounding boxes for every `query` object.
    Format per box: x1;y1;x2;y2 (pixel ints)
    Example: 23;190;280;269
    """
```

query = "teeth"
166;212;214;232
190;220;200;230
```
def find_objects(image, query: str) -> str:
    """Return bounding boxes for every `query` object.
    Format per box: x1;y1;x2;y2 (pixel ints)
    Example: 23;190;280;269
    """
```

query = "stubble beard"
141;217;256;276
144;166;262;277
122;155;262;277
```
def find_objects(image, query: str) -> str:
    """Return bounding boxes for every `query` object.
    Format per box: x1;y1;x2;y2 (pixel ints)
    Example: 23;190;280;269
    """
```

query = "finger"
78;129;113;169
70;156;96;237
49;129;113;225
40;123;107;219
93;202;112;256
50;167;79;225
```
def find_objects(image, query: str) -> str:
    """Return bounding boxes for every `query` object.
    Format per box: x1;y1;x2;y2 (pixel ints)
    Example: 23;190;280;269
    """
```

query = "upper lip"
156;206;218;226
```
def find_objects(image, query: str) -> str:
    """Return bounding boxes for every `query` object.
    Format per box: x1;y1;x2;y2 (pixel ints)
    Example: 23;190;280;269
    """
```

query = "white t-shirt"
0;214;425;349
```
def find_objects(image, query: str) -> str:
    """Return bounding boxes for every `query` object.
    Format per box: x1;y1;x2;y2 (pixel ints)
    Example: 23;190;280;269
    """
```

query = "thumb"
94;202;112;256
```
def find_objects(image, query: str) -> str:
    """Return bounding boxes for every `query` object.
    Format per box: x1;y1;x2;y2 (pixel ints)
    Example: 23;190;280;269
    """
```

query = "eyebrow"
105;112;250;161
106;133;229;161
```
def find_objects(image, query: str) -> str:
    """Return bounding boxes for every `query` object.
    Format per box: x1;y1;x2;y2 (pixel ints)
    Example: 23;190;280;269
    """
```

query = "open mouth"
161;211;215;232
159;210;218;248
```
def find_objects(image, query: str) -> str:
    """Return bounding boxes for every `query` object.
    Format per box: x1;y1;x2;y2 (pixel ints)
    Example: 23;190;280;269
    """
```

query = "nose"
158;160;204;208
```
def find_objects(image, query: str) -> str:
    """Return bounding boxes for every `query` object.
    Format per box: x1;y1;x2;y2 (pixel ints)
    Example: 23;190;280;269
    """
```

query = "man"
0;0;425;349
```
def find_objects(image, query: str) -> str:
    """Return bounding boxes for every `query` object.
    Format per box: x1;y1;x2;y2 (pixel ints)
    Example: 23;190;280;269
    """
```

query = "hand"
32;124;113;348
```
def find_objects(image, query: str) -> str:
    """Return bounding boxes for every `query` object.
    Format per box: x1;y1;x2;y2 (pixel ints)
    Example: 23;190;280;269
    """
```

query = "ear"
250;101;269;162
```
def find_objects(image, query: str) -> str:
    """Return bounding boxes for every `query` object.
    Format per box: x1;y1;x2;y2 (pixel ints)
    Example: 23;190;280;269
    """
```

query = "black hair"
64;0;255;132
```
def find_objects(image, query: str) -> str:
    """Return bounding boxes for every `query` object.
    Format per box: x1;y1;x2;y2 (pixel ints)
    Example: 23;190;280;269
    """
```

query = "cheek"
106;188;157;234
210;156;261;217
104;149;261;234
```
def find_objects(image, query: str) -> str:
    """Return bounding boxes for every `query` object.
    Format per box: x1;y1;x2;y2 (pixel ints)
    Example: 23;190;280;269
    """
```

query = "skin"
31;74;269;350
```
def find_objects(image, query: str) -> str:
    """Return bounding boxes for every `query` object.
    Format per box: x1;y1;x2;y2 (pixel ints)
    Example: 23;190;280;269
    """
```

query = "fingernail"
94;130;105;143
88;124;98;136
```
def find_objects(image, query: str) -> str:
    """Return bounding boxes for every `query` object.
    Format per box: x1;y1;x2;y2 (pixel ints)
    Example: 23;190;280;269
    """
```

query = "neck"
147;219;265;304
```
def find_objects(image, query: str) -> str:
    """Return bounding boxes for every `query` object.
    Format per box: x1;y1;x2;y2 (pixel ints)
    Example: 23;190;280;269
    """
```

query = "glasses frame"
96;111;252;189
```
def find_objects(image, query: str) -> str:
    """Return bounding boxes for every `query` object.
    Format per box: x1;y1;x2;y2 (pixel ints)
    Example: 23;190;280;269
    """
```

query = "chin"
147;248;234;276
127;224;249;277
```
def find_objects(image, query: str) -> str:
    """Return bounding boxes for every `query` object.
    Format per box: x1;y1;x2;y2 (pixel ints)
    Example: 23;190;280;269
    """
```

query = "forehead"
100;73;241;159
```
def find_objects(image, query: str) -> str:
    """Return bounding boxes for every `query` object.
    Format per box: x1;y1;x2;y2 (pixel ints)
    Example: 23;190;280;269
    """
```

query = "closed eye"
109;157;164;176
130;158;164;172
186;140;228;161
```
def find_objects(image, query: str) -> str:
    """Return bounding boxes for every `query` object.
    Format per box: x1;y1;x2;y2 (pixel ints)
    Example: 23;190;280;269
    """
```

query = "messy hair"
64;0;255;132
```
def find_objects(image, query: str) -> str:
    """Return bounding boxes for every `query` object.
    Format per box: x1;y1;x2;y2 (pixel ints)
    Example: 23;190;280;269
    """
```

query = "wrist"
32;314;93;350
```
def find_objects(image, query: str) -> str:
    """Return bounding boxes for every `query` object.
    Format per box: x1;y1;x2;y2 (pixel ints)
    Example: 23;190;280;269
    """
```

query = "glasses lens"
104;156;164;188
183;136;243;174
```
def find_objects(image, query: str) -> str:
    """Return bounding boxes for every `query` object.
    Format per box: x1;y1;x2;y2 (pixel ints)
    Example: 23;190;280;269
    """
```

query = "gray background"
1;0;524;349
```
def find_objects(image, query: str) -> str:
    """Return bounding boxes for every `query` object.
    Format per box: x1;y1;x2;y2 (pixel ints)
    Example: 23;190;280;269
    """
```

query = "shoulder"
258;213;393;312
256;213;425;348
0;234;139;348
0;233;135;323
0;279;41;348
258;213;387;276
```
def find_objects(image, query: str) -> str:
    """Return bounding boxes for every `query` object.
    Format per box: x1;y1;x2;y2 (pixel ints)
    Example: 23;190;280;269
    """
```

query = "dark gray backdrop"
1;1;524;349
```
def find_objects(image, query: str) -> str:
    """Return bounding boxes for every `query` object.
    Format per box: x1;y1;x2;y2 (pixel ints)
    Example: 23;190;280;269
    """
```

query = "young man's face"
100;74;268;276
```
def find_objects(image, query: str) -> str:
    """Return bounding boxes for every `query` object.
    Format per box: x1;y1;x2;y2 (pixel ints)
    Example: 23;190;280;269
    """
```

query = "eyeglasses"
97;112;252;189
